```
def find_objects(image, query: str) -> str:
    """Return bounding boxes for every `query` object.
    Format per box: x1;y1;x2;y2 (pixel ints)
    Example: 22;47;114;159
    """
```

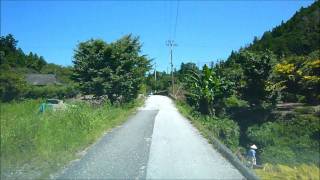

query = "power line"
166;1;180;96
173;0;180;40
165;1;172;40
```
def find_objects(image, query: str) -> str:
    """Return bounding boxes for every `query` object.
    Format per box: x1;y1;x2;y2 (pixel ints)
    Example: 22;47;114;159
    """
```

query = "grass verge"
1;98;144;179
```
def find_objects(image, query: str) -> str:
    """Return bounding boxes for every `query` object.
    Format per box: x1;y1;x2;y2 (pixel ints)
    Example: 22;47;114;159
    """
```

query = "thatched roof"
26;74;60;85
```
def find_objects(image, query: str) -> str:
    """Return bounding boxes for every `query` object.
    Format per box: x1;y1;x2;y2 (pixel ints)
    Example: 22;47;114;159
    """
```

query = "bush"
25;85;78;99
297;95;306;103
247;122;279;147
223;95;249;116
205;117;240;151
261;146;296;164
0;71;28;102
224;95;249;108
246;113;320;165
294;106;315;114
282;92;299;102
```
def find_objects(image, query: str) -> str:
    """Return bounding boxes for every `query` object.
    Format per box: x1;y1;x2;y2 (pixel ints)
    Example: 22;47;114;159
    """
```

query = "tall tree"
236;50;277;106
178;62;199;82
72;35;151;103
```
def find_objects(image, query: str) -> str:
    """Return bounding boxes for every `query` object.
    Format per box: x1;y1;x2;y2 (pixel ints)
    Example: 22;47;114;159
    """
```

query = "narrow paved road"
57;95;243;179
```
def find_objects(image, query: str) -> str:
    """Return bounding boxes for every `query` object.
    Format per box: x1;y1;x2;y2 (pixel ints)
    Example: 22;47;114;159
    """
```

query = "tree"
185;65;233;115
248;1;320;56
146;71;170;92
178;62;199;82
236;50;277;106
0;34;18;53
0;71;27;102
0;34;18;66
36;56;47;71
269;50;320;104
72;35;151;103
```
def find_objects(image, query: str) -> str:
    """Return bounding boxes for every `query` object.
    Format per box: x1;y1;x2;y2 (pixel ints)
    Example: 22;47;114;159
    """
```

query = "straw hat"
250;144;258;149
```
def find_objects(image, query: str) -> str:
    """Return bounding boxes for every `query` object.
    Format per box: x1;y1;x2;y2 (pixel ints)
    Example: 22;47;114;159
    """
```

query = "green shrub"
294;106;315;114
247;122;280;147
289;114;320;140
224;95;249;108
261;146;296;164
282;92;299;102
26;85;78;99
207;117;240;150
197;116;240;151
293;148;320;165
0;71;28;102
246;114;320;165
297;95;307;103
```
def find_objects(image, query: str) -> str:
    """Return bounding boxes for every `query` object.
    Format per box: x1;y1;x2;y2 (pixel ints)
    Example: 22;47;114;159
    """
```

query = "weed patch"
0;99;143;179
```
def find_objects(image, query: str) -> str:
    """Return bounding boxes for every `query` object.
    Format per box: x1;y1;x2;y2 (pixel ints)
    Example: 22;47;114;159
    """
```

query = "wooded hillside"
248;1;320;56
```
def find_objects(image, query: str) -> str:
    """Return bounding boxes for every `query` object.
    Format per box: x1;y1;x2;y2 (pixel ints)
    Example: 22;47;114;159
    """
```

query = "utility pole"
154;62;157;92
154;62;157;82
166;40;177;95
210;61;214;69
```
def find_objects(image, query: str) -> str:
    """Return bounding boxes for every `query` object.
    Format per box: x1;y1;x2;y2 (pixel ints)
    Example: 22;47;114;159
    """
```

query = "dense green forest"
166;1;320;169
0;34;76;101
248;1;320;56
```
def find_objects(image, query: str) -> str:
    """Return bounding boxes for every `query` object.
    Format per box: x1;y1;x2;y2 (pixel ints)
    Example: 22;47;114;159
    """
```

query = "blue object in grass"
39;103;47;113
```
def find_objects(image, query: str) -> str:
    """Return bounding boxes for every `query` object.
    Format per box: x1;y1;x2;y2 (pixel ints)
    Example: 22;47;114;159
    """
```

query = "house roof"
26;74;60;85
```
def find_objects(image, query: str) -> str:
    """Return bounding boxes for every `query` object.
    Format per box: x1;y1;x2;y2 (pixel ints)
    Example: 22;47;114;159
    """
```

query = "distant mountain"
248;1;320;56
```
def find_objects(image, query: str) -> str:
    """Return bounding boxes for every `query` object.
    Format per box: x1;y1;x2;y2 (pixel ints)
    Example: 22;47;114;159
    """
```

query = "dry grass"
255;163;320;180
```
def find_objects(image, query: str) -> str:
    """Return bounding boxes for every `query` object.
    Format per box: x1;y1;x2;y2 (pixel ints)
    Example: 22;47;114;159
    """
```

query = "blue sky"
1;0;315;71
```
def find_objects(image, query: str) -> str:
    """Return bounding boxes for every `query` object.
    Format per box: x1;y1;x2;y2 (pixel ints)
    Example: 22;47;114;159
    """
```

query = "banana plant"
185;65;232;115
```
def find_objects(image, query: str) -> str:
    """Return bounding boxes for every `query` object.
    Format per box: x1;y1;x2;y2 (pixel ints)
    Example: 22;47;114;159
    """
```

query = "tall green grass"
1;99;143;179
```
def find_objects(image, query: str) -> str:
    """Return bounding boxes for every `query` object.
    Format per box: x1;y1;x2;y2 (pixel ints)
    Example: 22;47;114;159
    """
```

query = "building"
25;74;61;86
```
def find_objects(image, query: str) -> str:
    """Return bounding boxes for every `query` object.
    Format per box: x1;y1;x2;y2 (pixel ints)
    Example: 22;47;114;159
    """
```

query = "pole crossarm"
166;40;177;96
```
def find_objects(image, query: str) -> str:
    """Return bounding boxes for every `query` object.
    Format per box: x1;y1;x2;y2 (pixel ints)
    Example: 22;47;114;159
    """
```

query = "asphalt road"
57;95;244;179
57;109;158;179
